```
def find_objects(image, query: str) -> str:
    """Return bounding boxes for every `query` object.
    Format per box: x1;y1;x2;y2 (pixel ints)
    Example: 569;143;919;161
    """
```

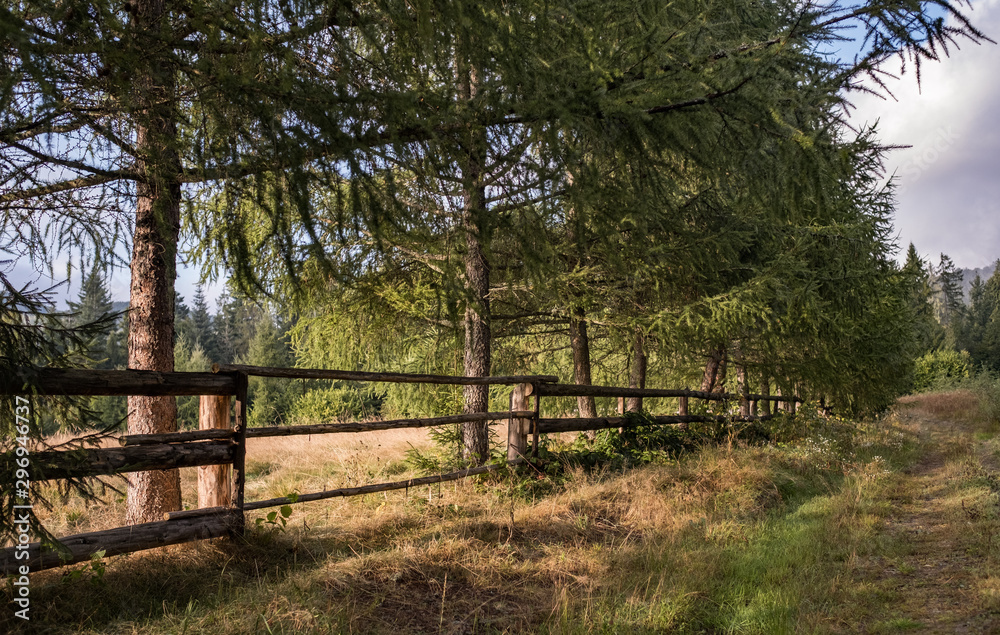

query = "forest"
3;0;1000;630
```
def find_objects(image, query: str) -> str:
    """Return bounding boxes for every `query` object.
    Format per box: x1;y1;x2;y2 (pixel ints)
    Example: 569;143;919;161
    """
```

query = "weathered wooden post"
231;372;249;534
198;395;232;508
737;371;750;418
677;391;689;431
507;383;532;461
759;377;771;417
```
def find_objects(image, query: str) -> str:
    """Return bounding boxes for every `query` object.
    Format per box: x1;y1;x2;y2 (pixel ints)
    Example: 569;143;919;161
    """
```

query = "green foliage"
254;504;294;533
60;550;107;587
912;349;972;393
288;383;380;424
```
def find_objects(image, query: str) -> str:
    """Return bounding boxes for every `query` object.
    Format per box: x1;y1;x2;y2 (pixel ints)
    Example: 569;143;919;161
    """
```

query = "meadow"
6;387;1000;633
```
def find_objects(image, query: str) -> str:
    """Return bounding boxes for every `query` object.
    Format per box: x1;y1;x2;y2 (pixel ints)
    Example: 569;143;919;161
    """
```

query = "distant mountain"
961;264;996;300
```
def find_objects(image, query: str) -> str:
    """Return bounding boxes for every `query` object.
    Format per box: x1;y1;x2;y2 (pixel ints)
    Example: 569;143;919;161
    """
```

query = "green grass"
5;402;975;634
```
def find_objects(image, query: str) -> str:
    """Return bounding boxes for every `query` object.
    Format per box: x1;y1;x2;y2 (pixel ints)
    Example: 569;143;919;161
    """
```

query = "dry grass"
1;406;941;633
898;388;981;423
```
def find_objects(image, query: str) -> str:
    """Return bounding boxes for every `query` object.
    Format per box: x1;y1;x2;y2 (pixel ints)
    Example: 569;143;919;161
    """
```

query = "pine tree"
187;284;217;363
67;264;116;367
935;253;965;327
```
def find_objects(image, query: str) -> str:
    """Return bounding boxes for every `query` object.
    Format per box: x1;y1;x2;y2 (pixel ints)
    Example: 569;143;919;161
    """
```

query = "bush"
913;349;972;393
289;383;382;423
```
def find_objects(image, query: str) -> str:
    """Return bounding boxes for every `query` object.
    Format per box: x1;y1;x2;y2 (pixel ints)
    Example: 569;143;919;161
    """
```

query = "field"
5;390;1000;633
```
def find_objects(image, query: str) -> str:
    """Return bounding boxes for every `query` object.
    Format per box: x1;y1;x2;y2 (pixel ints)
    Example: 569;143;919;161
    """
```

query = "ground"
6;390;1000;633
846;392;1000;633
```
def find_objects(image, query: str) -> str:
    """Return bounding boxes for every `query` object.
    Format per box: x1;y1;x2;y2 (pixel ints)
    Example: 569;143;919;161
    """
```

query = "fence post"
230;372;249;534
198;395;232;508
759;377;771;416
508;383;531;461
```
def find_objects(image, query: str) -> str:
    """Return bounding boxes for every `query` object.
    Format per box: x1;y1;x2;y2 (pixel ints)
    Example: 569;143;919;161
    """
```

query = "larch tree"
1;0;424;520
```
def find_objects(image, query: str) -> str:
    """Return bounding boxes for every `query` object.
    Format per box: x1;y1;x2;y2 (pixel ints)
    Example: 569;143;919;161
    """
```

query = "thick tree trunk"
459;64;491;465
625;329;646;412
569;309;597;419
126;0;182;524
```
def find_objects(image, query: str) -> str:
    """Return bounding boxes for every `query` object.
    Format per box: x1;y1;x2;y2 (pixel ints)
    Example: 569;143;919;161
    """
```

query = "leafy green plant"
255;505;293;532
60;549;107;586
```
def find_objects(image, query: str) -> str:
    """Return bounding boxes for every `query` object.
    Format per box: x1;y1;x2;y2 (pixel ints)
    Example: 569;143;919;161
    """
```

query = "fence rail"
0;364;802;574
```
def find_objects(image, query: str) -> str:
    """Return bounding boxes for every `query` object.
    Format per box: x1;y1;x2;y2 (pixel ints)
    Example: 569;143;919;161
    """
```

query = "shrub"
913;349;972;392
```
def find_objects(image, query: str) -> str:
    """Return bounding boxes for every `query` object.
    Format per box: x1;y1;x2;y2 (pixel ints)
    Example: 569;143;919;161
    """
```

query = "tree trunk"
569;308;597;419
126;0;182;525
459;64;491;465
700;347;725;392
759;376;771;416
625;329;646;412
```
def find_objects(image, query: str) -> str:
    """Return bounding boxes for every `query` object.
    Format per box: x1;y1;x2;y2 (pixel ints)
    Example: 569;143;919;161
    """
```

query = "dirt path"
851;394;1000;633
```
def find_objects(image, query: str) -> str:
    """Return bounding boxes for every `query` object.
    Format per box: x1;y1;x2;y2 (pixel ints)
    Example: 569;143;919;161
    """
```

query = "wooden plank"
0;368;236;396
228;461;522;513
198;395;232;509
120;429;235;446
213;363;558;386
245;411;534;439
0;511;237;574
536;414;775;434
7;441;235;481
532;382;801;402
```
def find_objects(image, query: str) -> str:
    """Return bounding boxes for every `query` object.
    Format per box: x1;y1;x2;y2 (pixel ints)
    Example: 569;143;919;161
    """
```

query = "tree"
244;313;295;427
903;244;946;355
67;263;116;366
1;0;402;521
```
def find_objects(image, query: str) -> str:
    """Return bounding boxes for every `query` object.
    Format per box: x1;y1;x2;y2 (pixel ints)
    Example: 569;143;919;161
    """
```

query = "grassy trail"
841;393;1000;633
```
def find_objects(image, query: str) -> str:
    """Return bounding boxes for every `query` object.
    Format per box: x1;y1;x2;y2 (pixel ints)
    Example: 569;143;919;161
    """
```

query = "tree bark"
700;346;725;392
459;64;491;464
759;376;771;416
569;308;598;419
126;0;182;524
625;329;647;412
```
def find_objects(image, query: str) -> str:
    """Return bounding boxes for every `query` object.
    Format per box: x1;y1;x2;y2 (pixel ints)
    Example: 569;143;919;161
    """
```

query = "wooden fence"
0;365;801;574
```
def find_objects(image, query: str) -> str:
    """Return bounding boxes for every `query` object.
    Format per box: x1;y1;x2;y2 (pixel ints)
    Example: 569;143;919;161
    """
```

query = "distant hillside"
961;264;996;300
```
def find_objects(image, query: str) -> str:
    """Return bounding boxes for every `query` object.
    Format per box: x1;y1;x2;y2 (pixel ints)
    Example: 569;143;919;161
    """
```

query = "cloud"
847;0;1000;268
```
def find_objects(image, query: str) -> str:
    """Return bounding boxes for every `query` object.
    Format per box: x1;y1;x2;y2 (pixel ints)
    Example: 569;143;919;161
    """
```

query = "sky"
847;0;1000;269
6;1;1000;307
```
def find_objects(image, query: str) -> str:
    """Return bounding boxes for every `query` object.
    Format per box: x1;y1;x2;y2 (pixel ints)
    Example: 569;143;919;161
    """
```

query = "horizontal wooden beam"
207;460;523;514
536;414;775;434
533;383;801;402
0;368;236;396
0;510;237;574
245;411;535;439
120;429;235;446
7;441;235;481
213;363;558;386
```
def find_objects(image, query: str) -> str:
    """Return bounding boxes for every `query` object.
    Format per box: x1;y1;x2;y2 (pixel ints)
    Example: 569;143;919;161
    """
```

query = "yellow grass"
16;399;995;633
